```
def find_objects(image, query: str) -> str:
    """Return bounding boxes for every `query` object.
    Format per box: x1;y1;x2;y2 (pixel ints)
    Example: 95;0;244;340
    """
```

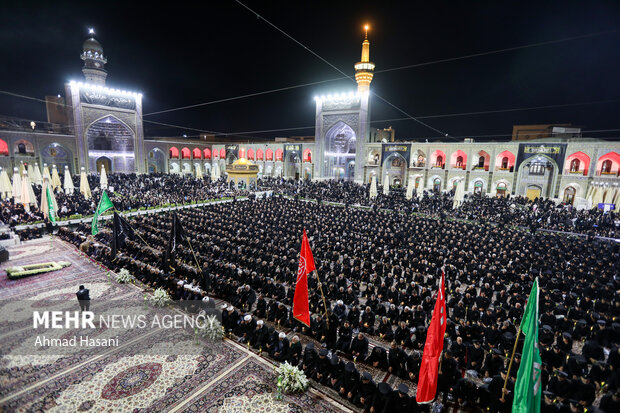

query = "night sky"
1;0;619;142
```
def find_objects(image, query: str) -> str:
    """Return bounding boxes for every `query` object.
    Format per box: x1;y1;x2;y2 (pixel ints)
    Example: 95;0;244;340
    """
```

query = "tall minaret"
81;28;107;85
354;25;375;94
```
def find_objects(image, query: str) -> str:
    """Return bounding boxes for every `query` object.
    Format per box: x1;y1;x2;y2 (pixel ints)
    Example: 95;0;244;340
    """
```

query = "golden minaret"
354;24;375;94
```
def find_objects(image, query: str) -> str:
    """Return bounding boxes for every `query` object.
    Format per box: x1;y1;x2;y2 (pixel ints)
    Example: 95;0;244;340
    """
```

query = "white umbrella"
19;162;25;177
80;167;92;200
613;187;620;207
416;176;424;198
195;163;203;179
40;179;58;221
63;166;75;195
603;187;616;204
591;186;603;208
51;164;62;191
100;164;108;189
382;173;389;196
27;163;36;184
33;162;43;186
0;168;11;200
20;170;36;212
42;163;51;183
452;179;465;209
369;175;377;199
405;175;414;200
12;167;22;203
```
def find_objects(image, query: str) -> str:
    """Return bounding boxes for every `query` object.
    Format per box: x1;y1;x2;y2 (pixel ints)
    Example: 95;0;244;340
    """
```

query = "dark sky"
1;0;619;142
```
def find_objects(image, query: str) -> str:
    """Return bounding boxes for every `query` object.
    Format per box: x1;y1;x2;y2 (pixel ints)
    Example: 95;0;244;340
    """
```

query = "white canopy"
100;164;108;189
42;163;51;183
20;170;36;212
369;175;377;199
405;175;414;200
382;173;389;196
591;186;604;208
80;167;92;200
40;179;58;221
27;164;36;184
0;168;12;200
195;164;203;179
63;166;75;195
212;162;220;180
51;164;62;191
33;162;43;186
452;179;465;209
416;176;424;198
12;167;22;204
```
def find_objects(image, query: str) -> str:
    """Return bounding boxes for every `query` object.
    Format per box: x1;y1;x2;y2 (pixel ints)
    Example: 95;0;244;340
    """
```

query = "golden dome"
233;157;251;166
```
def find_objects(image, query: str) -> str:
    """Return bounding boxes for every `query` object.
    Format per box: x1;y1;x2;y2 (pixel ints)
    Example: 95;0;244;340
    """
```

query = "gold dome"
233;157;251;166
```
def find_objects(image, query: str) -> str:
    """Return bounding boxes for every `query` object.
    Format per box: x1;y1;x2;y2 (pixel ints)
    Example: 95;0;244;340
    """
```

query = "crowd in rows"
58;196;619;412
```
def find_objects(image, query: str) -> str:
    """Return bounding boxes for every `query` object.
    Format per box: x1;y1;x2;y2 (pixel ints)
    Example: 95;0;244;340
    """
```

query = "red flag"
293;229;315;327
416;271;447;404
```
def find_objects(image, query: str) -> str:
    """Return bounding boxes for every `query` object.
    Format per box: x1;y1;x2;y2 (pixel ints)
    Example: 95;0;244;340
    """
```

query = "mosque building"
0;29;618;208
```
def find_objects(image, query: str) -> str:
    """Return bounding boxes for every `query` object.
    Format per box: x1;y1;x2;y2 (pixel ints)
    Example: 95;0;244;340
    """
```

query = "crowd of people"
57;195;619;412
0;172;241;226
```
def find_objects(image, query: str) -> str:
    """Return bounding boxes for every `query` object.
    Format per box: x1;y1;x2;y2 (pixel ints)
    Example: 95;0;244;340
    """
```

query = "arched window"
563;186;576;204
247;148;255;160
203;148;211;159
0;139;8;156
239;147;246;159
570;158;580;172
266;149;273;161
181;147;191;159
501;157;509;169
496;183;507;197
433;178;441;192
169;147;179;159
303;148;312;162
192;148;202;159
256;148;264;161
220;148;226;158
478;156;485;167
474;180;483;195
436;156;443;167
456;156;463;167
275;148;283;161
602;160;612;173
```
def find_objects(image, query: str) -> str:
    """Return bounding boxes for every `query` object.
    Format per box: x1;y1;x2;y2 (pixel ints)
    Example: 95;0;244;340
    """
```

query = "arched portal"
96;157;112;175
433;178;442;192
41;143;73;174
86;115;134;173
565;151;590;175
148;148;166;173
596;152;620;176
323;121;356;179
495;150;516;171
382;153;406;188
517;155;558;199
563;186;576;204
285;151;301;180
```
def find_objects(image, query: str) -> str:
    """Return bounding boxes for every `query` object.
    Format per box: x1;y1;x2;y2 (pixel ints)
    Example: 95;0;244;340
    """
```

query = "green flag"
46;185;56;223
512;277;542;413
91;191;114;235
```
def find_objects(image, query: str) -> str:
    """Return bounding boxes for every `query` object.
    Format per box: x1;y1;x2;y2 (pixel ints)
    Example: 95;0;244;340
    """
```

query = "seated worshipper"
335;320;353;352
288;335;302;365
240;284;256;311
377;316;395;342
271;332;290;361
250;319;269;350
360;306;376;335
394;321;412;348
255;294;267;318
354;371;377;411
350;332;369;361
364;345;388;370
387;383;417;413
339;361;360;403
312;348;331;385
237;314;256;344
275;302;290;327
333;300;347;321
388;340;407;378
371;382;393;413
300;342;318;376
327;354;345;391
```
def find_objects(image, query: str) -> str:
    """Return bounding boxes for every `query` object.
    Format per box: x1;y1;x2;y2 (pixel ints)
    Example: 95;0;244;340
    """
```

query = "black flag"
112;212;135;258
163;213;186;273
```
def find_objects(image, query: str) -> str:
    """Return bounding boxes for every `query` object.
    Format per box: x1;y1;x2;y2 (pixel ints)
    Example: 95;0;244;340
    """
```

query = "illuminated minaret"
354;25;375;94
81;28;108;85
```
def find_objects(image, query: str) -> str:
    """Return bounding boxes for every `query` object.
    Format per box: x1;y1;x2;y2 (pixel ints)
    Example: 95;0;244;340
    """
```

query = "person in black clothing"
76;285;90;311
339;361;360;403
354;371;377;411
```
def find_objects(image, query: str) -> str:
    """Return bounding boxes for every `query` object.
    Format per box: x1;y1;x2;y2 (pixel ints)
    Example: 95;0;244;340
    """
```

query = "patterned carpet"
0;238;353;413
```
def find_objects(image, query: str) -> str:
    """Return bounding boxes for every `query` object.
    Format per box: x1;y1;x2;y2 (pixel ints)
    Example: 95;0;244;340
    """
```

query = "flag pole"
501;326;521;402
113;207;151;249
314;270;330;328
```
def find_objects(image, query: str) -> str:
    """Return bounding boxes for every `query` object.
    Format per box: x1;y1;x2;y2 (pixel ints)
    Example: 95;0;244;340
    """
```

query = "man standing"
76;285;90;312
